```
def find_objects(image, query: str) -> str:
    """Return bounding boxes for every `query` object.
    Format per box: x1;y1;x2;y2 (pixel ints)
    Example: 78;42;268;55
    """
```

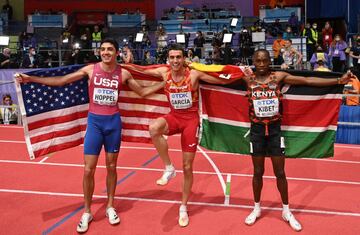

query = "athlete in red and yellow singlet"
122;44;237;227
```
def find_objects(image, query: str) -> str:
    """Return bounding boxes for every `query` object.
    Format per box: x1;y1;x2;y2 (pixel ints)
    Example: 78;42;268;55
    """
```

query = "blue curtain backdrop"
307;0;360;33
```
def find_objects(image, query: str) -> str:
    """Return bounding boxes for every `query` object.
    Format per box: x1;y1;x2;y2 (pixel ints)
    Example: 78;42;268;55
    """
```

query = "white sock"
254;202;261;211
283;204;290;213
179;204;187;213
165;164;174;171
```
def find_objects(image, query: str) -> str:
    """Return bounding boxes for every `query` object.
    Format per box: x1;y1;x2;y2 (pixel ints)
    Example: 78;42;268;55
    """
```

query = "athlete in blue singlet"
16;38;165;233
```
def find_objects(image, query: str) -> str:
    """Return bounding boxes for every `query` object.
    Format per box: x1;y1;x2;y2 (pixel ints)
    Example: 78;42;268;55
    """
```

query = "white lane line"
39;157;49;163
197;146;226;195
0;188;359;217
1;140;359;164
0;159;359;186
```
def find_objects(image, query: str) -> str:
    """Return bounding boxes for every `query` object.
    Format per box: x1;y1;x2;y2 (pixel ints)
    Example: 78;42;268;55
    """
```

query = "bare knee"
274;169;286;179
182;162;193;176
149;119;166;138
253;166;265;179
84;166;96;177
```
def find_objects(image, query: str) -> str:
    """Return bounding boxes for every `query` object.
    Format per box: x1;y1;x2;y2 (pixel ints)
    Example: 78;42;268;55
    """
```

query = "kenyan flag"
199;71;344;158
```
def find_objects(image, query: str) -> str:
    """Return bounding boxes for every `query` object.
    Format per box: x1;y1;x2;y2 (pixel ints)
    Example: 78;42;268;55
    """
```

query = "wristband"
337;77;341;84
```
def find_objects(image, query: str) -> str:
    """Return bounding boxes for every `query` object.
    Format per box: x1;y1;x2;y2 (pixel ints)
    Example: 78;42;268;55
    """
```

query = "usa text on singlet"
247;74;282;123
164;68;199;113
88;63;122;115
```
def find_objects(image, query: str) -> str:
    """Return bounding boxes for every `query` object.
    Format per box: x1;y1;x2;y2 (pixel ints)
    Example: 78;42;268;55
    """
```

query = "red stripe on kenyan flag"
282;99;342;127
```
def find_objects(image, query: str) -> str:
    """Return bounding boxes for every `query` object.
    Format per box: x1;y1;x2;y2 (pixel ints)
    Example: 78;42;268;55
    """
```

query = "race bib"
334;49;339;55
93;87;118;106
169;91;192;109
325;35;329;40
253;98;279;117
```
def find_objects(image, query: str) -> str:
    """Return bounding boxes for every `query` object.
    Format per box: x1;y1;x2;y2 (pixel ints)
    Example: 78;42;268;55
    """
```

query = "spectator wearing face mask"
282;26;294;40
0;94;18;124
193;31;205;59
349;35;360;78
310;45;330;70
21;47;41;68
302;23;318;61
0;48;11;69
322;21;333;52
329;34;347;72
42;49;58;68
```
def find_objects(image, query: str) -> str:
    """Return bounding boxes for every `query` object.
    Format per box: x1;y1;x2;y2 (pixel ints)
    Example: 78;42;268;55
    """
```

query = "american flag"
17;64;244;159
16;65;89;159
16;64;170;159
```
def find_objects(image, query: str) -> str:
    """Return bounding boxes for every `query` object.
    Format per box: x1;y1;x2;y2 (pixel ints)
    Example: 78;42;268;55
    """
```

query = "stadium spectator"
272;33;286;65
302;23;318;61
288;12;299;34
0;94;18;124
282;26;294;40
280;39;302;69
21;47;41;68
329;34;347;72
2;0;13;20
310;45;331;70
0;48;11;69
322;21;333;52
349;35;360;78
193;31;205;58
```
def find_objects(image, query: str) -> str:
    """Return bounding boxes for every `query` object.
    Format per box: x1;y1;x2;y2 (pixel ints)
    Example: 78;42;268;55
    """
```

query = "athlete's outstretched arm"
280;71;354;86
15;65;92;86
122;63;167;79
191;69;236;85
122;69;165;97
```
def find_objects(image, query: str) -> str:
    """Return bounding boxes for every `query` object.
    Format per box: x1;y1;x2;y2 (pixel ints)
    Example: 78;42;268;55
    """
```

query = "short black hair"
100;38;119;52
253;49;270;60
167;43;185;57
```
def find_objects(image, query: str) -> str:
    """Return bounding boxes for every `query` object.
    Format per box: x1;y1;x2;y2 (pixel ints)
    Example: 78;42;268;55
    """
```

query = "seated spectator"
0;48;11;69
344;76;360;106
310;46;330;69
42;49;58;68
314;60;331;72
21;47;41;68
0;94;18;124
329;34;347;72
67;46;85;65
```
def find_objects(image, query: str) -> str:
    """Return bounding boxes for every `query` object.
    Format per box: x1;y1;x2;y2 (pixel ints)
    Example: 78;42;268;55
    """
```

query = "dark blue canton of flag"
21;65;89;117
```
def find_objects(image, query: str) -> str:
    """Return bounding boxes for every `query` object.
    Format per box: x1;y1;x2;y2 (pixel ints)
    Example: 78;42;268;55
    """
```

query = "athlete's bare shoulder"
80;64;95;77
